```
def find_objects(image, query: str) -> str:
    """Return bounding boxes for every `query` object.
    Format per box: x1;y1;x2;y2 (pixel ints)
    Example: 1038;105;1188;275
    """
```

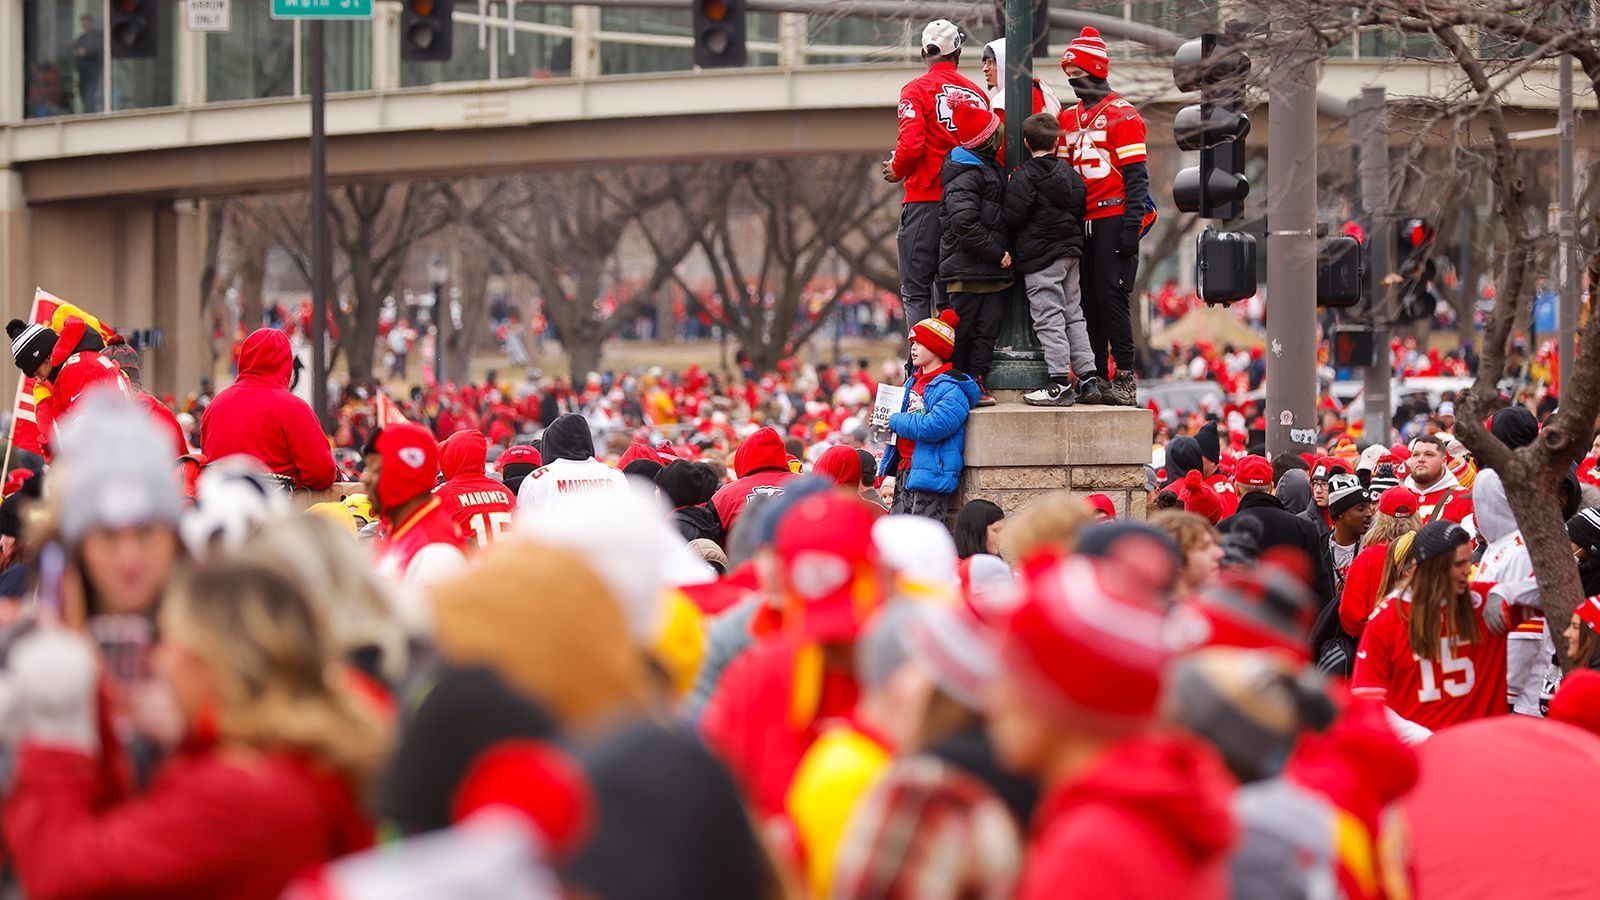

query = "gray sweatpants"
1022;255;1097;380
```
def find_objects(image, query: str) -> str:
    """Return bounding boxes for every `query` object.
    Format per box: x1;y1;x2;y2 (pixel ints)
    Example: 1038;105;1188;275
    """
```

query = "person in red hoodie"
435;429;515;547
986;554;1236;899
361;422;468;589
201;328;337;491
2;559;385;900
711;426;794;535
699;492;888;820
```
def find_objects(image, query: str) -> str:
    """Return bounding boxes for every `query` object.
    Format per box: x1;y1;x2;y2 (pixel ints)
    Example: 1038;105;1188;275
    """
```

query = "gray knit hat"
54;393;181;545
1163;647;1333;783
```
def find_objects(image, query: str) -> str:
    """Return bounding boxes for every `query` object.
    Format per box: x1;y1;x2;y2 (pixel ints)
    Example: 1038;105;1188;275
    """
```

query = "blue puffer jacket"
877;370;981;494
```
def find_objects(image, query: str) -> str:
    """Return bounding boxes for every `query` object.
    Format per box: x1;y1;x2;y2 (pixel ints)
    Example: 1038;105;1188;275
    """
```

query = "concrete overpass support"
12;201;203;406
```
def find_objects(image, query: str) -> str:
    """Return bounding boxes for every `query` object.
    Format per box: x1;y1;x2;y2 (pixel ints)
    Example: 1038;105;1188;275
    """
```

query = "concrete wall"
3;199;204;407
955;405;1154;520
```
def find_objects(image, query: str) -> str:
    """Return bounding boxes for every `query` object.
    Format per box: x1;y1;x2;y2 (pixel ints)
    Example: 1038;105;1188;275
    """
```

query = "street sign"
271;0;373;19
186;0;230;31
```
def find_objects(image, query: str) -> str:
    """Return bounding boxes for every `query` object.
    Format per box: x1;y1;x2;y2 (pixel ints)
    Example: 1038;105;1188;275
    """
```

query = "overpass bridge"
2;1;1593;397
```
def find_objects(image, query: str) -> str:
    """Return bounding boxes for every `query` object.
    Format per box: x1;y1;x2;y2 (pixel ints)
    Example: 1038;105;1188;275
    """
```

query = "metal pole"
1558;49;1576;396
987;0;1047;391
435;279;448;384
1265;37;1319;457
1356;86;1392;444
309;21;329;430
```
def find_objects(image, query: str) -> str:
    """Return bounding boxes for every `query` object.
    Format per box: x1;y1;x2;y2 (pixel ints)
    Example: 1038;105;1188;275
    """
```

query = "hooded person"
1163;435;1205;487
711;426;795;534
656;459;725;545
200;328;337;491
981;37;1062;156
1472;469;1546;716
986;555;1236;898
1274;468;1314;516
435;429;515;548
813;444;864;488
515;413;627;513
361;422;468;604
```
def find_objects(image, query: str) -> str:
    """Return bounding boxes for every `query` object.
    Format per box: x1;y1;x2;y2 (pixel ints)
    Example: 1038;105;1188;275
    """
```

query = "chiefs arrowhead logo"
398;447;426;469
898;100;916;119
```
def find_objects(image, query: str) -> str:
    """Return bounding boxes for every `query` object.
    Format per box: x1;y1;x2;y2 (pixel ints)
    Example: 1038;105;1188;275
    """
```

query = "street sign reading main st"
271;0;373;19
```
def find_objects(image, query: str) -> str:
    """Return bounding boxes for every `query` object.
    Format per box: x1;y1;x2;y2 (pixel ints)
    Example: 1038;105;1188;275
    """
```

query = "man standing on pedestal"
884;20;989;331
1057;27;1150;407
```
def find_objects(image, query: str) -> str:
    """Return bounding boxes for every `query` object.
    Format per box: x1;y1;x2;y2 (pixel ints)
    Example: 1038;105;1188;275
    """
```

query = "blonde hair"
1000;492;1092;562
241;514;408;683
1364;510;1419;550
161;560;390;790
1149;510;1218;557
1375;531;1417;602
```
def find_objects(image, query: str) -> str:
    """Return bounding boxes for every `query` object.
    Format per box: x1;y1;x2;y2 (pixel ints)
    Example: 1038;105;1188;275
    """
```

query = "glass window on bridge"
23;0;174;117
805;14;914;65
207;3;295;102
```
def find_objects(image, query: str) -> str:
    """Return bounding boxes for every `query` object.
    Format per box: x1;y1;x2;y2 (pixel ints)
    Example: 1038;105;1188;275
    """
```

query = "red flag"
375;390;408;429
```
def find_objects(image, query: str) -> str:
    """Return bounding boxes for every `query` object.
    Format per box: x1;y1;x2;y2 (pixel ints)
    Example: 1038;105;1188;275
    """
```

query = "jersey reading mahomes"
1056;94;1147;221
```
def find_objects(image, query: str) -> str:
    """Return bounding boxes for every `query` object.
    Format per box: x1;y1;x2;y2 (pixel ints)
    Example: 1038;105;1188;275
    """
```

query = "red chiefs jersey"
374;497;469;584
435;476;515;548
1351;583;1511;732
891;61;989;204
1056;93;1147;220
1205;472;1240;517
1414;486;1473;529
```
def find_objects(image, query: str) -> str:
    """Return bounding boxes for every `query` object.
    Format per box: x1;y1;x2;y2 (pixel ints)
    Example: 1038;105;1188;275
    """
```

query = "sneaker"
974;377;997;408
1024;382;1078;407
1077;376;1106;405
1106;371;1139;407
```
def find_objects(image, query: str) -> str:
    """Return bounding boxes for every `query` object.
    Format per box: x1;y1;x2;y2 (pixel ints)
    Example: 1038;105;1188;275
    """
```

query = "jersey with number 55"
1056;93;1147;221
1351;582;1510;731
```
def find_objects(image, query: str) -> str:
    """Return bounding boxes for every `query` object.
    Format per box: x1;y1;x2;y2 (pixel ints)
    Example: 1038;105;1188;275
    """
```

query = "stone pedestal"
956;403;1153;519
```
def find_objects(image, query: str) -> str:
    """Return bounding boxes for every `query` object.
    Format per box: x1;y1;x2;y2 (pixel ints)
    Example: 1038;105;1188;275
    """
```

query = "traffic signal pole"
1355;86;1392;443
1265;37;1318;457
310;20;330;430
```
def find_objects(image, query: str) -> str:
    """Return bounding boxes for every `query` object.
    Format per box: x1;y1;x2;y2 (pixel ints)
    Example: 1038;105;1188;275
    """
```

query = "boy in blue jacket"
878;308;982;520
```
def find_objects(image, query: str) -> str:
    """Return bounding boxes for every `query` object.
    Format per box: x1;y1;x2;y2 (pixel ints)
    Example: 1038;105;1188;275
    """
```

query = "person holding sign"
876;309;980;521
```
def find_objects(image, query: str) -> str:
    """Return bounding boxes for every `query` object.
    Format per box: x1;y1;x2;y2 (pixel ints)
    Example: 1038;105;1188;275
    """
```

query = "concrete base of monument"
955;401;1154;519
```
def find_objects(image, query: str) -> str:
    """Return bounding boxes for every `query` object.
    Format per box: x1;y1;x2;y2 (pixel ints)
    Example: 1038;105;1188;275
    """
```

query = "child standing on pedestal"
940;99;1011;408
1003;113;1094;407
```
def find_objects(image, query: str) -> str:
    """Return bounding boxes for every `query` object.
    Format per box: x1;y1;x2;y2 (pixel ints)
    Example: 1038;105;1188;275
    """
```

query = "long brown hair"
161;560;390;789
1405;542;1480;662
1375;531;1417;603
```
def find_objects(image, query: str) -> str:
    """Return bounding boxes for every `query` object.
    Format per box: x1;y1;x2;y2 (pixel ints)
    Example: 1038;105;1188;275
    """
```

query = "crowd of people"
1;15;1598;900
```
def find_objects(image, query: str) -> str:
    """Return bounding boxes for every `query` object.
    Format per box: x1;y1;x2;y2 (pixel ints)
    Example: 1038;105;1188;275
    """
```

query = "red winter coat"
4;743;371;900
201;329;337;490
890;61;990;203
1016;732;1235;900
435;429;515;547
1339;541;1391;637
699;633;860;819
711;427;794;534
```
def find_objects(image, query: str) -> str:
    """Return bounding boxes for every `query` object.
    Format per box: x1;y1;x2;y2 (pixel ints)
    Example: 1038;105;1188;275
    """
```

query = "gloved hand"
1117;220;1142;258
1482;598;1509;637
4;628;100;754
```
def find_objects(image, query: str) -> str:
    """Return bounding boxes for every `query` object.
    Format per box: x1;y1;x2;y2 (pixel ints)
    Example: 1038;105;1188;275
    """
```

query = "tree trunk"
566;328;602;384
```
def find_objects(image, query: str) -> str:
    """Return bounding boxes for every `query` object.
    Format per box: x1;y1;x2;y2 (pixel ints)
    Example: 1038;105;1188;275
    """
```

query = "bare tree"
447;170;696;382
1230;0;1600;650
652;157;898;374
235;182;451;382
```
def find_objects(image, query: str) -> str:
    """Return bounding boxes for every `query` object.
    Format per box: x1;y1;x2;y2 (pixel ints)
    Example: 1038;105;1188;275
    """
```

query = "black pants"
897;202;944;328
1081;218;1139;375
948;290;1003;383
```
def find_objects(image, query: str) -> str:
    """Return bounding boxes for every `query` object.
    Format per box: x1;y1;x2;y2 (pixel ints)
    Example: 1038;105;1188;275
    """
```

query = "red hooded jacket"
4;743;370;900
201;329;337;490
435;429;515;547
1016;732;1235;900
711;427;794;534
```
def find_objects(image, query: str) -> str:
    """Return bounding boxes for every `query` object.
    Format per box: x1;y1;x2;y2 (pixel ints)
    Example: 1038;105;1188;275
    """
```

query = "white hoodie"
1472;469;1547;715
983;39;1062;119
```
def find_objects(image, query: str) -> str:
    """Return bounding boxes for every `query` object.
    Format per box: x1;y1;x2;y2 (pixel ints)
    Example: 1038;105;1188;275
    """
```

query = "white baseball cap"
921;20;963;56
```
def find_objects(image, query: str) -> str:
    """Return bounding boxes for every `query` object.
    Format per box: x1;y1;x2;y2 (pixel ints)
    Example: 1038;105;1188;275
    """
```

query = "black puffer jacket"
1002;155;1086;273
938;148;1010;283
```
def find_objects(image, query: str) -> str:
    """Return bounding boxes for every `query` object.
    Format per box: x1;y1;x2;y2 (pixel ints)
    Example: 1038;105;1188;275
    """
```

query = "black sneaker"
1106;371;1139;407
1077;376;1106;405
1023;383;1077;407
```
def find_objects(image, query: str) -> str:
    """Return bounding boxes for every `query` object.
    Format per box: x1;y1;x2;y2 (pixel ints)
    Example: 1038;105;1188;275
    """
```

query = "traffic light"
1330;325;1375;368
1171;34;1250;220
1197;227;1257;305
694;0;747;68
401;0;454;62
1317;235;1364;307
110;0;158;59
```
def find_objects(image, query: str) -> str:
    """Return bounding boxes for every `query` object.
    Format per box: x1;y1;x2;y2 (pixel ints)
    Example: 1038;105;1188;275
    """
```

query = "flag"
375;390;409;429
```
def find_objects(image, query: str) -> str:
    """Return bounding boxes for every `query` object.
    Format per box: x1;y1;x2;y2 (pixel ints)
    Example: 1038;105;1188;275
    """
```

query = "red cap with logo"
1234;454;1274;489
1378;486;1418;519
774;493;885;641
497;445;542;472
373;422;440;508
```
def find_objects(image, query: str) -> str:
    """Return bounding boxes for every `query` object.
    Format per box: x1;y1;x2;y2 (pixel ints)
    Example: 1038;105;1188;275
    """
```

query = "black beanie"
1413;520;1470;564
1489;406;1539;450
655;460;719;509
1195;421;1222;464
7;319;56;375
1569;508;1600;554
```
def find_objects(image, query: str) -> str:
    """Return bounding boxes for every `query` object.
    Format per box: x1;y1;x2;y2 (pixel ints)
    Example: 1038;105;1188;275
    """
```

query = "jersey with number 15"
1055;93;1147;221
1350;583;1510;732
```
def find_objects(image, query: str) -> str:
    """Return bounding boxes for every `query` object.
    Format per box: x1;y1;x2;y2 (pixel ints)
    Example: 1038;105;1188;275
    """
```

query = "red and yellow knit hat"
910;308;960;361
